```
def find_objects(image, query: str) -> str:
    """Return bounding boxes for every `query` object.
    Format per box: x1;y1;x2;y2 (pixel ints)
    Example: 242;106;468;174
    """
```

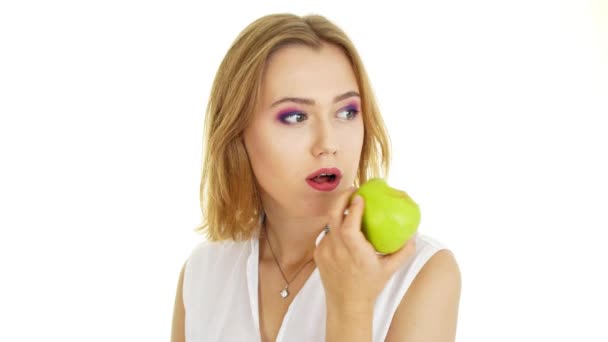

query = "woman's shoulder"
186;238;252;267
412;233;448;255
408;233;457;283
182;238;254;299
384;233;452;290
375;234;455;330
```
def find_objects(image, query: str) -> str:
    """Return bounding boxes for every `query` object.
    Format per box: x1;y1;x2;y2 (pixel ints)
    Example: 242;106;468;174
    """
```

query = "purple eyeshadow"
344;102;360;112
275;101;360;124
275;107;302;122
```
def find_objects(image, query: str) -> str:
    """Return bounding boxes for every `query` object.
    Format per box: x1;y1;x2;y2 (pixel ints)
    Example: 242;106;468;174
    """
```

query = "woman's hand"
314;186;417;311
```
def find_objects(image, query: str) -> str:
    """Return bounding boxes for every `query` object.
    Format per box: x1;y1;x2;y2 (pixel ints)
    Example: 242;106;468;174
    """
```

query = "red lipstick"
306;167;342;192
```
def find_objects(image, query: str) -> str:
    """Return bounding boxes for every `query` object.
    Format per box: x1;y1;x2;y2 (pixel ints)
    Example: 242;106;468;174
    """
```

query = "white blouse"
183;229;446;341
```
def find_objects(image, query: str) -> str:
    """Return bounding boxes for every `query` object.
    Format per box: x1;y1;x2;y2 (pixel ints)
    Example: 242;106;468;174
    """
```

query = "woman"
172;13;461;342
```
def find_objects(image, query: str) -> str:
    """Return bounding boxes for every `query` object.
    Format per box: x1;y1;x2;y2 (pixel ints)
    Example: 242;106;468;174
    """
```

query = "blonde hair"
195;13;391;241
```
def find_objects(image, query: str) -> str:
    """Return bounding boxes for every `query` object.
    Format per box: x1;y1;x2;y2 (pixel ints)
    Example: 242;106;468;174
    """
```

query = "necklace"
263;223;315;299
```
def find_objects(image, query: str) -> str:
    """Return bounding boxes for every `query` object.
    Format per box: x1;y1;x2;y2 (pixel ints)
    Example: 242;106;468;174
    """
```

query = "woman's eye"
280;112;307;124
337;107;359;120
279;107;358;124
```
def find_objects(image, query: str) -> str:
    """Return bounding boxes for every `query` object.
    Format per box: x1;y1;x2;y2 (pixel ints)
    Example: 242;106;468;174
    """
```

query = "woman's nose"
311;121;338;157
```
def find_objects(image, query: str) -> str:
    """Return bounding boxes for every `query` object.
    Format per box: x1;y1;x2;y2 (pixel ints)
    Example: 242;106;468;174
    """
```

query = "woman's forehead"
259;43;359;107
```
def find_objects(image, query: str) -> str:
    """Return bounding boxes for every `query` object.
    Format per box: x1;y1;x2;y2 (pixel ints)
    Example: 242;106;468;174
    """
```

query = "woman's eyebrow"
269;91;360;108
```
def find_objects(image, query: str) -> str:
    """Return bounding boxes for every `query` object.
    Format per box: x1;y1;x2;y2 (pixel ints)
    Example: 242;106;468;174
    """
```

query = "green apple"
352;178;421;254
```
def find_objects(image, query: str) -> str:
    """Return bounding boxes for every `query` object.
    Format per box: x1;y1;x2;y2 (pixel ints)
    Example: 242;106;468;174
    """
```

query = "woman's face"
243;42;364;217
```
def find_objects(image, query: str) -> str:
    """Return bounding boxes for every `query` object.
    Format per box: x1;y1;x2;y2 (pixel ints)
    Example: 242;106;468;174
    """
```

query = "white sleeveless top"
183;231;446;341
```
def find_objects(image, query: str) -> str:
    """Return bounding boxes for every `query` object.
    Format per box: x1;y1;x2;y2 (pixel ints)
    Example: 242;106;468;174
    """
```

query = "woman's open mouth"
306;168;342;192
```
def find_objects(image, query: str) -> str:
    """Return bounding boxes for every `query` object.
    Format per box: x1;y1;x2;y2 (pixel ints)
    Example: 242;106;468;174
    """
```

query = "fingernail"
352;194;362;204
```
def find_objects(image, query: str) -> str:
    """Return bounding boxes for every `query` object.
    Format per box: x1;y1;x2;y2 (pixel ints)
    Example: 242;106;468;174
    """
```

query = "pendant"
280;286;289;298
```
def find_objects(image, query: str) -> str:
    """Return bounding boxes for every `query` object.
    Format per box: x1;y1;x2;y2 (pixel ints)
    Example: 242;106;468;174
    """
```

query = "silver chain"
263;223;315;298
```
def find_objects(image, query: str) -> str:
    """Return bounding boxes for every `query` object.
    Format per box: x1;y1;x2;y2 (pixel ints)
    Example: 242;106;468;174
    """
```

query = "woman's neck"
259;213;326;267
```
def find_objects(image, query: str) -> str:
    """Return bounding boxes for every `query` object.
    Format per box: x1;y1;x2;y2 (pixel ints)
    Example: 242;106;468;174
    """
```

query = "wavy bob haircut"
195;13;391;241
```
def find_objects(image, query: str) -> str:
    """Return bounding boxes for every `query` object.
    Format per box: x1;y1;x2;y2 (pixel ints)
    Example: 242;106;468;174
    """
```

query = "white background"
1;0;607;341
